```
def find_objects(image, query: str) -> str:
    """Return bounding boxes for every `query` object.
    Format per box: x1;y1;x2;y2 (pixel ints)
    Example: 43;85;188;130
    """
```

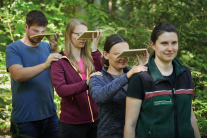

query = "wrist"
91;48;98;52
42;63;47;70
85;80;89;87
51;49;59;53
126;72;131;79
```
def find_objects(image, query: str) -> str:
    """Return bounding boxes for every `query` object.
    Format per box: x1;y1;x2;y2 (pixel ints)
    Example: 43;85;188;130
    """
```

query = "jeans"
10;114;59;138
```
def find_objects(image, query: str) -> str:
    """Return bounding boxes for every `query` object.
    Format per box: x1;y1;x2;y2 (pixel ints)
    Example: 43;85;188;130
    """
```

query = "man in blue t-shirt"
5;10;62;138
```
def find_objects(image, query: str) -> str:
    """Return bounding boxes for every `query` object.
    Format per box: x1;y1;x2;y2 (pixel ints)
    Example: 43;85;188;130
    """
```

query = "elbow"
90;92;102;103
13;75;24;82
91;93;108;104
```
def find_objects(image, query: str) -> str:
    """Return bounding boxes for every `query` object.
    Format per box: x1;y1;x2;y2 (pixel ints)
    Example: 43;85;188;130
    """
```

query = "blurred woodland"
0;0;207;137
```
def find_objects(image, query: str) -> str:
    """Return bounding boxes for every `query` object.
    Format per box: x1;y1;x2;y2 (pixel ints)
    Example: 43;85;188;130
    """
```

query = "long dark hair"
102;34;128;66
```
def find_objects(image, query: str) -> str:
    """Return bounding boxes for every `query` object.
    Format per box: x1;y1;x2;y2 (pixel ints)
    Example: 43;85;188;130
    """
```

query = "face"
25;24;46;44
103;42;129;71
70;25;88;49
152;32;178;64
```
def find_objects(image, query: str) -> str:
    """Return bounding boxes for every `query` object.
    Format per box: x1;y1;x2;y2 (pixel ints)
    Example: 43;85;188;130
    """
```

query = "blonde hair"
65;19;95;74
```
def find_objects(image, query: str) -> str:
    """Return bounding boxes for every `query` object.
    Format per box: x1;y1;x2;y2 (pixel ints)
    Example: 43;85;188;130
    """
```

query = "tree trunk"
0;0;3;8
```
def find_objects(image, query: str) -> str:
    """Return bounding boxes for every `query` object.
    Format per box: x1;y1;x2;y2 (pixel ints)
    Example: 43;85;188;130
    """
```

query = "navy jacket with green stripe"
134;54;194;138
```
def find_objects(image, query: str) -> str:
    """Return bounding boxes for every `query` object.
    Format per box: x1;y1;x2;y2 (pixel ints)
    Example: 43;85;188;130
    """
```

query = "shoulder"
51;58;66;66
90;74;104;82
6;40;21;51
130;73;142;82
182;65;190;72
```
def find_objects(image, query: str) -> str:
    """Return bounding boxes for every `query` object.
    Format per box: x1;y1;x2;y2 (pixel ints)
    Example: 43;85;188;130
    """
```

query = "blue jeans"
10;114;59;138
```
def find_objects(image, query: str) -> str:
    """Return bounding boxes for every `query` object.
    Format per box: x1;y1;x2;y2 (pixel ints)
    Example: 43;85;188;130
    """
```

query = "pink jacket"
50;50;104;124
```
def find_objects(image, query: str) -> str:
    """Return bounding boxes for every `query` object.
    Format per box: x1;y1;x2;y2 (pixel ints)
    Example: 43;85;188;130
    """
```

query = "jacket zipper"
156;80;178;138
86;68;94;122
62;56;94;122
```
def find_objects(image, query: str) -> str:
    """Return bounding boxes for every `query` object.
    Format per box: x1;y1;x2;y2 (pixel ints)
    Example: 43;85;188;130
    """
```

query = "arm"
50;60;89;98
89;73;128;103
8;53;62;82
91;50;104;71
124;97;142;138
91;30;104;71
191;105;201;138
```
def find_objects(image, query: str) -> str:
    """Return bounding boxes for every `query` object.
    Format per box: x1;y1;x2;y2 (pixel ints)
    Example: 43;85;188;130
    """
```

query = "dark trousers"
10;114;59;138
58;120;99;138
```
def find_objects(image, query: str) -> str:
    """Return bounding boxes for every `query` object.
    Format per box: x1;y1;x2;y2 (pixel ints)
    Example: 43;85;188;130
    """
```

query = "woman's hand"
135;50;149;65
126;65;148;79
90;29;103;52
86;71;102;85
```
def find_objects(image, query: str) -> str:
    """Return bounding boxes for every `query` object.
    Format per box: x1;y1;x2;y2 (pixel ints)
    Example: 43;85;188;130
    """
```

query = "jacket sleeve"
50;60;88;98
91;50;104;71
89;74;128;103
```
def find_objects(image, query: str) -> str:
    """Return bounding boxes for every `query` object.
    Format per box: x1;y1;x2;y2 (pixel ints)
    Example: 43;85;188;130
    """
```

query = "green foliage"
0;0;206;137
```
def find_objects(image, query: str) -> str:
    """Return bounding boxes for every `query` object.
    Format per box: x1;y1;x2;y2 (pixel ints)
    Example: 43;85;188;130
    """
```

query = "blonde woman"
50;19;103;138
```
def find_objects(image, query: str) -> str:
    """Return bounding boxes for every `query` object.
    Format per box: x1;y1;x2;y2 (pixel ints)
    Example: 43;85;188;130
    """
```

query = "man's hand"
43;53;62;69
46;32;59;53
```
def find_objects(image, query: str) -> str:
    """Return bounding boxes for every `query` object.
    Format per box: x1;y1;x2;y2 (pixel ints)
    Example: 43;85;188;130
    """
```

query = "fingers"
53;32;59;41
46;33;59;43
44;53;62;69
133;65;148;72
96;29;102;39
50;53;62;61
92;29;102;41
89;71;103;78
135;53;142;64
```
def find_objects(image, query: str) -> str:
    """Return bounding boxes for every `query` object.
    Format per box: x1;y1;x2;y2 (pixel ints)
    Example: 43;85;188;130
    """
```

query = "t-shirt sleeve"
5;43;23;71
126;73;144;100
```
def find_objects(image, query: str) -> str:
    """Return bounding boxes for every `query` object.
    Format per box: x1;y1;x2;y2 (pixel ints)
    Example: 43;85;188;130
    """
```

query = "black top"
127;69;176;100
163;70;176;86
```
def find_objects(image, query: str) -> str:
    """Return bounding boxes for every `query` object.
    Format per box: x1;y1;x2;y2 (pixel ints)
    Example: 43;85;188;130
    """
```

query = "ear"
65;32;68;37
150;40;156;50
25;24;28;31
103;51;109;60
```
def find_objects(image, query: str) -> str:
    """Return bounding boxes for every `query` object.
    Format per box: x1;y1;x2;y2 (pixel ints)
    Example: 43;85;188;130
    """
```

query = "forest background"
0;0;206;137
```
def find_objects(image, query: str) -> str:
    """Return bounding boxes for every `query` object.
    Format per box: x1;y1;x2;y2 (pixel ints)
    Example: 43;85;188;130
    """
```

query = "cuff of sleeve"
85;80;89;87
124;73;129;81
91;49;99;53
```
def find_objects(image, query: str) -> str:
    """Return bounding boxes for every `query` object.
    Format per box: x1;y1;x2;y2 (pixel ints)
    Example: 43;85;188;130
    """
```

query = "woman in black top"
124;22;200;138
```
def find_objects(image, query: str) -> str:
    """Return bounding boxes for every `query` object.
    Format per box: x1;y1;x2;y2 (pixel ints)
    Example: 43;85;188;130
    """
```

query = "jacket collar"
148;53;185;83
102;66;131;75
59;51;83;79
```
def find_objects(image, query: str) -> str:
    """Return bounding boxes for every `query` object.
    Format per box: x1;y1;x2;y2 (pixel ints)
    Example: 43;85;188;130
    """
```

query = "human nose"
167;44;173;50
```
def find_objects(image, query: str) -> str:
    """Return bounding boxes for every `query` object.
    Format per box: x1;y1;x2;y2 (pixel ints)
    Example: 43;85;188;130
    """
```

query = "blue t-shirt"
5;40;57;123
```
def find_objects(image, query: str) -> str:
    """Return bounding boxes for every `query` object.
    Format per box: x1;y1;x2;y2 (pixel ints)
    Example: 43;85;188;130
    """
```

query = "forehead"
110;42;129;53
29;23;46;30
157;32;178;42
73;25;88;32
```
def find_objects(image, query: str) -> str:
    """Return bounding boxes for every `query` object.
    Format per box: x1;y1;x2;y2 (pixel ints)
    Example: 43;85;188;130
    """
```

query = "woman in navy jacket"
89;34;148;138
